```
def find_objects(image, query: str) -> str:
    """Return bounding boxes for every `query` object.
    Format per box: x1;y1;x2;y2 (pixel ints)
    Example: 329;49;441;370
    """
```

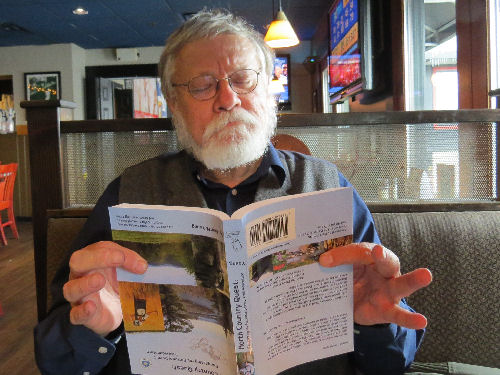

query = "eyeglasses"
171;69;260;101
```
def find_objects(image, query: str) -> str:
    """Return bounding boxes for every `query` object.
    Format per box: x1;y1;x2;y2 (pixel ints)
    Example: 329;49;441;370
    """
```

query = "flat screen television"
328;0;392;104
273;54;291;110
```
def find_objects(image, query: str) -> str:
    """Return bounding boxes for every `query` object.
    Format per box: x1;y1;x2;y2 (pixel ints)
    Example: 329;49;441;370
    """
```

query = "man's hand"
319;242;432;330
62;241;148;336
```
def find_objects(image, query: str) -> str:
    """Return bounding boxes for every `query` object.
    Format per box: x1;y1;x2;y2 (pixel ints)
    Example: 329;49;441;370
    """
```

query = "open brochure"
109;187;354;375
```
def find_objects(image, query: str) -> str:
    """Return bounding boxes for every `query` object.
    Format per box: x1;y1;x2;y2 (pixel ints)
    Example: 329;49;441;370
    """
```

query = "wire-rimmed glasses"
171;68;260;101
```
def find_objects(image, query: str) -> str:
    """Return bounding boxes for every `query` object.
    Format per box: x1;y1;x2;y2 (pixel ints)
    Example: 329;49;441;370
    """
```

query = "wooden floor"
0;221;41;375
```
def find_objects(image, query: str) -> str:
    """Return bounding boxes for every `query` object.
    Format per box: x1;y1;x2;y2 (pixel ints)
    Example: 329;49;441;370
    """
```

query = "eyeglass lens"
188;69;258;100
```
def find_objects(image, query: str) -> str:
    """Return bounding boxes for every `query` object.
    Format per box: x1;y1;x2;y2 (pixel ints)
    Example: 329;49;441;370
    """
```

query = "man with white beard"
34;9;431;375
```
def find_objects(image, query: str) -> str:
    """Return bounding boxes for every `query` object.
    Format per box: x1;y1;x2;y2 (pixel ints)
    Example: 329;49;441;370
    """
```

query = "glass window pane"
404;0;457;110
489;0;500;108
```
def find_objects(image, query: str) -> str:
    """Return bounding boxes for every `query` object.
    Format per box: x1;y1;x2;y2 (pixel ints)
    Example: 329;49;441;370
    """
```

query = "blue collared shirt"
194;144;380;244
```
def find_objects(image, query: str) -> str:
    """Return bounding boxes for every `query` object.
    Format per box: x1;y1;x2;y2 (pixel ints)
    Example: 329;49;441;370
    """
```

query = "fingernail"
135;259;148;273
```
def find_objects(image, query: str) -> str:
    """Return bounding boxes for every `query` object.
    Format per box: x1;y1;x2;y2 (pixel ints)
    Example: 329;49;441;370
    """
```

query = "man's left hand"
319;243;432;330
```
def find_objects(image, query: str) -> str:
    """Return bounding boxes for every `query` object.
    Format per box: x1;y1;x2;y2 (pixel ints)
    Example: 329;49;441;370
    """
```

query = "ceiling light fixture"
72;7;88;15
264;0;300;48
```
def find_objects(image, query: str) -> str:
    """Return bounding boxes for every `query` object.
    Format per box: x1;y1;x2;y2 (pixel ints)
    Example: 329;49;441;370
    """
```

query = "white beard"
173;103;277;170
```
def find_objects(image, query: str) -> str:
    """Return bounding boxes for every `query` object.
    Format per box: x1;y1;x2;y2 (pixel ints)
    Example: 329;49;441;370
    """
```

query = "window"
404;0;457;110
489;0;500;108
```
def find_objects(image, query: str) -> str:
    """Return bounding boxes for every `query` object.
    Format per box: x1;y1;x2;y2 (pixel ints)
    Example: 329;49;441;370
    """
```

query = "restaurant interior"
0;0;499;374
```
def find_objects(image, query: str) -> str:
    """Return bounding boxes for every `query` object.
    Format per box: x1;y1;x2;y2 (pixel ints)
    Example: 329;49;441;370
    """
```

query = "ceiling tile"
0;0;333;48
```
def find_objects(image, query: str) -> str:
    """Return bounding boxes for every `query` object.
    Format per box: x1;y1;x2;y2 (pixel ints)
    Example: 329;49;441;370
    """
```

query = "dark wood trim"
20;99;69;321
46;203;500;217
368;202;500;213
46;208;93;218
457;0;472;108
61;117;174;133
457;0;489;109
469;0;489;108
56;110;500;134
391;0;405;110
20;99;77;109
274;109;500;127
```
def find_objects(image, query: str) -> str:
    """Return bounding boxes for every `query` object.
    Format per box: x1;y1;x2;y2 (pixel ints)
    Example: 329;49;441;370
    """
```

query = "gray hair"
158;8;275;98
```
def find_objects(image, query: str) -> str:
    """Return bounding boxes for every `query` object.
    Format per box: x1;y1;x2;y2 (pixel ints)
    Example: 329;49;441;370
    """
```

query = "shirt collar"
191;143;285;188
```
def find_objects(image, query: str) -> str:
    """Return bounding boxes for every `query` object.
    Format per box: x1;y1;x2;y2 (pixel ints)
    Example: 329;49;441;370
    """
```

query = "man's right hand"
62;241;148;336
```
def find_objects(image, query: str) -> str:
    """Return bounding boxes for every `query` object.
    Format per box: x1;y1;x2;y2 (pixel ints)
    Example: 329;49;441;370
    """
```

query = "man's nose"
213;79;241;112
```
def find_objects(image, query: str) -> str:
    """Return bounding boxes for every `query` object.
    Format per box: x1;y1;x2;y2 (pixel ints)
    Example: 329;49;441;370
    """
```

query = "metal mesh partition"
278;122;496;202
62;130;179;206
61;121;497;206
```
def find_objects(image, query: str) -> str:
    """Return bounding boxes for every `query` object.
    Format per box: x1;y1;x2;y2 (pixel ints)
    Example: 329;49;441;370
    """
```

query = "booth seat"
42;208;500;374
22;101;500;374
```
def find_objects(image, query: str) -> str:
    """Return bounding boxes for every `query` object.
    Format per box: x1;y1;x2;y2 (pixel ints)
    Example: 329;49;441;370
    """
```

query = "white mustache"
202;109;260;143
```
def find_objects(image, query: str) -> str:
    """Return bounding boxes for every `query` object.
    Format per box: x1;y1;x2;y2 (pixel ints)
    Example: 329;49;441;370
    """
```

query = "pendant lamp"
264;0;300;48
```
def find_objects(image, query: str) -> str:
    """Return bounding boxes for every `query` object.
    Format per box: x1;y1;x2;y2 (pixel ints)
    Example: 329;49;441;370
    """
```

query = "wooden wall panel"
457;0;489;108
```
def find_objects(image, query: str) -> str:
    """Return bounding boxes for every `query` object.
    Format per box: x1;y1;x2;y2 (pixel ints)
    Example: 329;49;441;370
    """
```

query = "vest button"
98;346;108;354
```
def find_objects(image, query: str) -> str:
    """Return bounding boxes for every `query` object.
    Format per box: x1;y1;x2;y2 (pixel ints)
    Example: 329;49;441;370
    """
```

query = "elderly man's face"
168;34;276;170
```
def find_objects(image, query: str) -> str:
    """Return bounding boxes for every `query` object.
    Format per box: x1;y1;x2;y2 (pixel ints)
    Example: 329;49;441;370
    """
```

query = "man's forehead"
174;34;264;76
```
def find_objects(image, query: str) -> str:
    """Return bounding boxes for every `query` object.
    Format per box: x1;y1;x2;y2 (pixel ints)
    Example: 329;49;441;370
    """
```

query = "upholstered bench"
373;211;500;373
42;209;500;373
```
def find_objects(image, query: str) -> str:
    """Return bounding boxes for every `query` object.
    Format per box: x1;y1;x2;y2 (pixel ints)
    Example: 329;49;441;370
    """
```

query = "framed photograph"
24;71;61;100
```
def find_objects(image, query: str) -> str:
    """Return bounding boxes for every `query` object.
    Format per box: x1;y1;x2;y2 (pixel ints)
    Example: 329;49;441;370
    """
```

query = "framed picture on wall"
24;71;61;100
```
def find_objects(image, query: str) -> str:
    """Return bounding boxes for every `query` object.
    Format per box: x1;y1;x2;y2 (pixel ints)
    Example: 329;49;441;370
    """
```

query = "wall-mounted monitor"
329;0;365;101
273;54;291;110
328;0;392;105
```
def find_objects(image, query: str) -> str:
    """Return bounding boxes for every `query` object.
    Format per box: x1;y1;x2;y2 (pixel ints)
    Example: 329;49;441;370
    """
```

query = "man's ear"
166;93;177;113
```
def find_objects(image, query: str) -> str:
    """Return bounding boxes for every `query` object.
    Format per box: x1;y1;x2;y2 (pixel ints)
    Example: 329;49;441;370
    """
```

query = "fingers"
320;243;404;278
69;299;97;326
319;243;375;267
384;303;428;330
65;241;148;307
63;272;105;304
69;241;148;277
355;298;429;329
371;244;401;278
390;268;433;301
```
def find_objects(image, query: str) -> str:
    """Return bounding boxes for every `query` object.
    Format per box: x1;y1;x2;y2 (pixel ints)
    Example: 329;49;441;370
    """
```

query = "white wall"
85;46;164;67
70;44;87;120
0;42;313;124
0;43;86;123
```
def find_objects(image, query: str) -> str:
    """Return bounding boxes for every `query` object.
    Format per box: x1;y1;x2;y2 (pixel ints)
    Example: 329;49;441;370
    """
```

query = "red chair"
0;163;19;246
271;134;311;155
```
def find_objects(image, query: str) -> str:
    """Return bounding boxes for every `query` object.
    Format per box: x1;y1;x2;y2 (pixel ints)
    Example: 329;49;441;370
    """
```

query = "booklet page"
234;187;354;375
110;205;236;375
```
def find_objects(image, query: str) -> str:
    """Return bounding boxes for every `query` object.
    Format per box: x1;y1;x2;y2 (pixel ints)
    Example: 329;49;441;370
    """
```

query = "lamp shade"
264;10;300;48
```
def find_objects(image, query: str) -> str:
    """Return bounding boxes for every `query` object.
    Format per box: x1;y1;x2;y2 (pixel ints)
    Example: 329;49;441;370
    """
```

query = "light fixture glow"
269;78;285;94
264;6;300;48
72;7;88;15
